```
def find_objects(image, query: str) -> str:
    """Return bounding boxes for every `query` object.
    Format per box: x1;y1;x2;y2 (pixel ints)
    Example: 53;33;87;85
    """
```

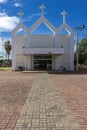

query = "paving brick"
52;74;87;130
0;71;35;129
14;73;81;129
0;71;86;129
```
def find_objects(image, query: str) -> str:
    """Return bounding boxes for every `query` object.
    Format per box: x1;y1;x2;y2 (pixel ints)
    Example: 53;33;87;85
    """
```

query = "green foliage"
4;40;11;61
78;38;87;65
79;38;87;49
0;59;12;67
78;65;87;70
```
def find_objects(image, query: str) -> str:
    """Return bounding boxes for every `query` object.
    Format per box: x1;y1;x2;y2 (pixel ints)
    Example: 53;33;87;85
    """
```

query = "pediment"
56;22;74;36
31;23;54;34
58;29;69;35
28;16;56;34
16;28;27;35
12;23;28;35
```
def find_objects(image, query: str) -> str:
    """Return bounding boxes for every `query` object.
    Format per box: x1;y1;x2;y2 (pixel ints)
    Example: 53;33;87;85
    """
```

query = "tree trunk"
8;55;9;61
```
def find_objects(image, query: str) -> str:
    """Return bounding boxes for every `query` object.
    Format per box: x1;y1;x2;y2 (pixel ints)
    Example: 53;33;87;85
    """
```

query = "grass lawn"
79;65;87;70
0;67;12;71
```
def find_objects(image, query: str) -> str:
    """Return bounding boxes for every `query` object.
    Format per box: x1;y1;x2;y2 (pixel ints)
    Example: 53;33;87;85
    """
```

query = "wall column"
26;55;31;70
55;55;58;70
52;55;55;70
31;55;34;70
59;55;61;72
70;34;74;71
25;55;27;71
29;55;32;70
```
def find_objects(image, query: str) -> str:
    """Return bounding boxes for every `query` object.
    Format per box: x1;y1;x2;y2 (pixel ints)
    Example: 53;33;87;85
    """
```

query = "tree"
4;40;11;61
78;38;87;65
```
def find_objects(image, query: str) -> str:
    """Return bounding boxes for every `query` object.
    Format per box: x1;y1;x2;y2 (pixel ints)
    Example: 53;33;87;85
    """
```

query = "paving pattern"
0;71;35;130
51;74;87;130
14;73;81;130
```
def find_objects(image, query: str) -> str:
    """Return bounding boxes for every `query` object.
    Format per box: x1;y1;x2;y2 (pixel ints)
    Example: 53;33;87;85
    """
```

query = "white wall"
13;33;73;71
29;34;55;48
57;35;70;70
15;35;27;54
14;35;27;70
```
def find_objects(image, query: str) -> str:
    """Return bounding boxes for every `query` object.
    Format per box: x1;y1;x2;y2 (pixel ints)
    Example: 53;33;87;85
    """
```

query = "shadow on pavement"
47;70;87;75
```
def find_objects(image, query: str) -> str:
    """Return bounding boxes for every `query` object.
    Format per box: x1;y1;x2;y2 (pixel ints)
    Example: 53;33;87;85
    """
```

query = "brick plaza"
0;71;87;130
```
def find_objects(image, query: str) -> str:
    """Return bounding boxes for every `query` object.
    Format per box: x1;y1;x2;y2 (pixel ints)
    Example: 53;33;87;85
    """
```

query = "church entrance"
34;55;52;70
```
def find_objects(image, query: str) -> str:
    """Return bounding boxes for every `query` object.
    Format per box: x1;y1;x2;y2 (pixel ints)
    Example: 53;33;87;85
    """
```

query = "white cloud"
14;3;22;7
0;13;19;32
25;13;41;21
0;0;7;3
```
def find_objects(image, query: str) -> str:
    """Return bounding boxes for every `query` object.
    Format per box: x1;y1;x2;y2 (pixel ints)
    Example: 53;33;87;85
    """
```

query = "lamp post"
1;38;4;70
75;25;86;71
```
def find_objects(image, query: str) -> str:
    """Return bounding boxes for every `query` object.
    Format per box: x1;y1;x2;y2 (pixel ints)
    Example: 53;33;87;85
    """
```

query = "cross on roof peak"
61;10;68;23
18;11;24;23
39;4;46;16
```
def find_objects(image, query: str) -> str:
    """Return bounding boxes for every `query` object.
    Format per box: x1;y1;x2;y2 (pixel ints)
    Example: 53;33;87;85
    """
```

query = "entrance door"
34;55;52;70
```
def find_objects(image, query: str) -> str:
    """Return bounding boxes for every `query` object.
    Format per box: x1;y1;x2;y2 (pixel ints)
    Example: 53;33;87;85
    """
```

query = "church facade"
12;5;74;71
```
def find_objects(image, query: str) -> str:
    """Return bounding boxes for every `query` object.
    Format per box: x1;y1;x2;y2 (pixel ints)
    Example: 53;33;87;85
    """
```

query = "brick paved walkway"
51;74;87;130
14;74;81;130
0;72;35;130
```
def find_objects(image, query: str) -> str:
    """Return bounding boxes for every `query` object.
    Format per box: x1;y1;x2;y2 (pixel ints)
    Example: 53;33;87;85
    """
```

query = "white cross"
39;4;46;16
18;11;24;23
61;10;68;23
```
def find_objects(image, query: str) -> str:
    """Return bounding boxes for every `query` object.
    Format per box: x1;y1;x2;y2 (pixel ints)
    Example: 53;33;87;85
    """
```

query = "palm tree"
4;40;11;61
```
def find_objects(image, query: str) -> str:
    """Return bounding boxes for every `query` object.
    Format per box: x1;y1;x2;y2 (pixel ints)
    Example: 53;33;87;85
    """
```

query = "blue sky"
0;0;87;56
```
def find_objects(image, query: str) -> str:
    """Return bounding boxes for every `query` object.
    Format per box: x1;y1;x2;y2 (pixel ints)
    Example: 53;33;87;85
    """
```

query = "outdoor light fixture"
1;38;4;70
75;25;87;71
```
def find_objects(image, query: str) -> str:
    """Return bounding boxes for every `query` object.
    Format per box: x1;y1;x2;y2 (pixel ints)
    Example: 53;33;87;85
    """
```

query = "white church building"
12;5;74;71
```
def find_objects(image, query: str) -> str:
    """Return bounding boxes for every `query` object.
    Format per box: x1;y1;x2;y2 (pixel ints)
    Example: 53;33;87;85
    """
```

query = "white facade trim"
28;16;56;34
56;22;74;71
56;22;73;35
12;23;28;35
22;48;64;55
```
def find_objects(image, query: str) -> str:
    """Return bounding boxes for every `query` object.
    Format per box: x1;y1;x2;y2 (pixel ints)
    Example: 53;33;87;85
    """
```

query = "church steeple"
39;4;46;16
18;11;24;23
61;10;68;23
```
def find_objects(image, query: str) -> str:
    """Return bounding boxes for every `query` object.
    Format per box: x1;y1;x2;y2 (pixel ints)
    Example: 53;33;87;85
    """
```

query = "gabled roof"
12;23;28;35
28;16;56;34
56;22;74;36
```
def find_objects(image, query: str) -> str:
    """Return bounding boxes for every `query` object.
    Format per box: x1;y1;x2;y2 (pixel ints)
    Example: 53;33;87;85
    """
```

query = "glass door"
34;55;52;70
